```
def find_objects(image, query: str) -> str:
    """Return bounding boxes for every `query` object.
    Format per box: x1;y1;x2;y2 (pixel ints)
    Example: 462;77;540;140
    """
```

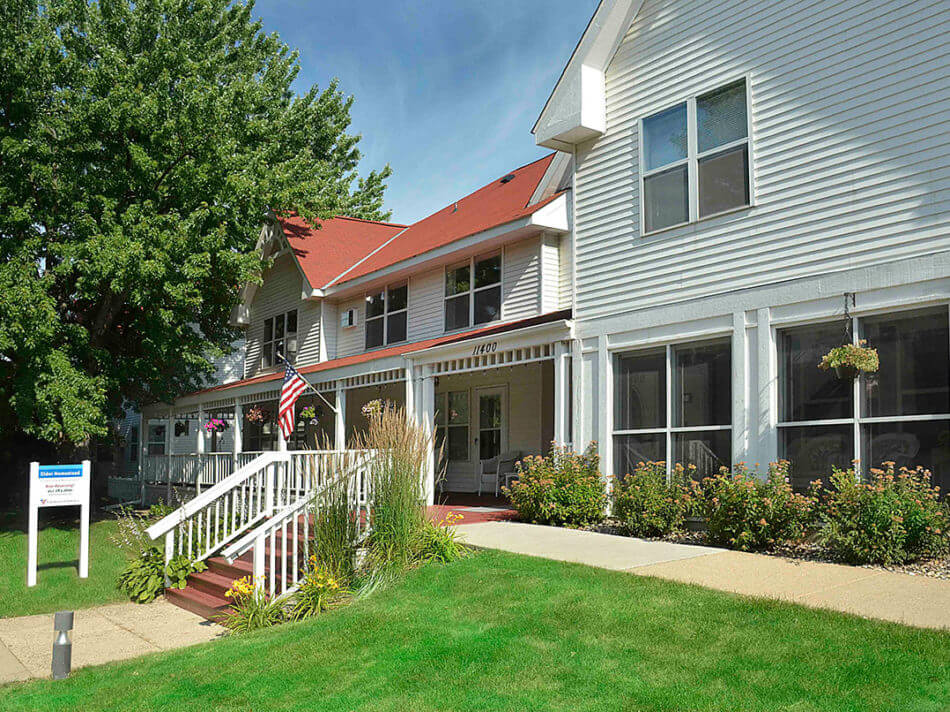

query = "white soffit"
532;0;644;150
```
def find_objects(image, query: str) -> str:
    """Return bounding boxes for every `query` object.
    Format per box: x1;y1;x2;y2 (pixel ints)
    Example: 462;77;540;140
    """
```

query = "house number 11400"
472;342;497;356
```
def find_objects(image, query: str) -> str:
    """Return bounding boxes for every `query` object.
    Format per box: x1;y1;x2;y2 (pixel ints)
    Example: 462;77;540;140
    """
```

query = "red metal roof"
278;215;406;290
327;154;561;286
190;309;571;397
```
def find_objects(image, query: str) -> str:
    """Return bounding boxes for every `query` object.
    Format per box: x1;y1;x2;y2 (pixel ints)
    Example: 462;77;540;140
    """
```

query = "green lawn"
0;511;128;618
2;551;948;711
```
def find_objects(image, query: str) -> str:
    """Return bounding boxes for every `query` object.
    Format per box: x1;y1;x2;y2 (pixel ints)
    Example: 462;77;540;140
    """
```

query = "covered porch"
125;312;573;505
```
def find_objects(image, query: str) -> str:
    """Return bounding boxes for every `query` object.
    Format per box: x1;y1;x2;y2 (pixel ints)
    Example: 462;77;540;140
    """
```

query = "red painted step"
165;585;232;621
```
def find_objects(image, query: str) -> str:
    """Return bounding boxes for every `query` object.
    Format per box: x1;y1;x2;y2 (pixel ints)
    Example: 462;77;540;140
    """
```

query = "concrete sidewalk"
455;521;950;630
0;599;224;684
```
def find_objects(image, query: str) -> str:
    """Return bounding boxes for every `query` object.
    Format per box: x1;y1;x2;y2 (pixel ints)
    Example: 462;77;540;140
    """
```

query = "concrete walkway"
0;599;224;684
455;521;950;631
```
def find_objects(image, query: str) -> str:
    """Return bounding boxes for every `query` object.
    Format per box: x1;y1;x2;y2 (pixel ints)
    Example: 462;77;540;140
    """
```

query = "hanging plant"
299;405;320;425
246;406;267;424
203;417;228;433
818;340;879;380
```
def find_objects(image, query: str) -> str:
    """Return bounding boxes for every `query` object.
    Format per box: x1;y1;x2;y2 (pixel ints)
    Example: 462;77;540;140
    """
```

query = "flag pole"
276;352;339;415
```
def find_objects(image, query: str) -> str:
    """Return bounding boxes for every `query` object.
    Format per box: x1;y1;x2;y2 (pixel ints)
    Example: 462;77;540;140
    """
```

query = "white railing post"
233;400;243;470
196;404;205;495
164;530;175;587
265;462;275;516
253;531;266;591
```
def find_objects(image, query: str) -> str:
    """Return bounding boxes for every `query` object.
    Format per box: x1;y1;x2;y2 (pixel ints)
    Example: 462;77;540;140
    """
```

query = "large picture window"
613;340;732;479
444;254;501;331
778;308;950;491
365;283;408;349
641;79;751;233
261;310;297;368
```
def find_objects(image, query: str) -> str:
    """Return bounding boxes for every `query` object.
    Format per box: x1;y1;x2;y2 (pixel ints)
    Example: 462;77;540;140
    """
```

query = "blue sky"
252;0;600;224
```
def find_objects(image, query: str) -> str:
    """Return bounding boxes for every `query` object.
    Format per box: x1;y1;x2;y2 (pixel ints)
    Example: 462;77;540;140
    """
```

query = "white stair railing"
145;450;357;577
220;450;375;600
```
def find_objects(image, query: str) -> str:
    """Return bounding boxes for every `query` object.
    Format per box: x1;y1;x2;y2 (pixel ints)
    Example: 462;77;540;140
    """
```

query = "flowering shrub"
412;511;468;563
222;576;285;632
504;444;607;528
612;462;694;537
288;560;345;620
699;462;816;551
819;463;950;565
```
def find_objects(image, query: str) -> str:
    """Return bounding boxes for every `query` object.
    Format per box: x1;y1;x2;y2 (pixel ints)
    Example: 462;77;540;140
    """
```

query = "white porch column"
755;307;778;467
420;367;436;505
553;342;568;447
731;311;749;467
572;339;587;452
138;411;147;503
334;385;346;450
165;406;174;503
404;365;415;422
596;334;612;482
232;399;243;469
277;415;288;452
195;404;205;494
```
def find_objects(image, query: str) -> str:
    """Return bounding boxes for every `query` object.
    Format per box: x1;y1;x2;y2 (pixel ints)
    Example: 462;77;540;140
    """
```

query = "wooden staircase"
166;523;309;621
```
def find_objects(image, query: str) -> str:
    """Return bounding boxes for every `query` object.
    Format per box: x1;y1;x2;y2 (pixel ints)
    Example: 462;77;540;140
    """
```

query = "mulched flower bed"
588;519;950;581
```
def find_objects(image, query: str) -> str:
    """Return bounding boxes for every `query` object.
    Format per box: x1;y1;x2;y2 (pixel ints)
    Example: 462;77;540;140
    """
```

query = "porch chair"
477;451;521;497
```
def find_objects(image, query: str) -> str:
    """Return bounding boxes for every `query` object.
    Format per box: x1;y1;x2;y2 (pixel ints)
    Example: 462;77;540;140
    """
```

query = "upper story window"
365;283;408;349
261;310;297;369
444;254;501;332
641;79;751;233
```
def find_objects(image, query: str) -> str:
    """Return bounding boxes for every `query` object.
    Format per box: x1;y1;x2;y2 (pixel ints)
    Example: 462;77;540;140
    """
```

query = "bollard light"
52;610;73;680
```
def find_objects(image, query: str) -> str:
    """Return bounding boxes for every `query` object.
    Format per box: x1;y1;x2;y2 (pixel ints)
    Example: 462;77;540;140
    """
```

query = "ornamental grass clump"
504;444;607;528
699;461;816;551
819;463;950;565
612;462;694;537
311;468;360;583
353;401;433;570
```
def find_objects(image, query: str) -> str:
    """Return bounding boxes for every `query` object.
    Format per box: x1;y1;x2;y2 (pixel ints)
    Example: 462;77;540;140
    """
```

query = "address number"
472;342;498;356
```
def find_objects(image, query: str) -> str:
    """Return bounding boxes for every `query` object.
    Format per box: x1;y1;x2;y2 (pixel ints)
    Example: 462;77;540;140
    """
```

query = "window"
435;391;470;463
641;79;751;233
147;424;166;456
365;283;408;349
128;425;139;462
613;340;731;479
444;254;501;331
261;310;297;369
778;309;950;492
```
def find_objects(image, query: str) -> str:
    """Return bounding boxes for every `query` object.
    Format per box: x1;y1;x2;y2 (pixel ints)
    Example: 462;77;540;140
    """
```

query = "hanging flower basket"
299;405;321;425
203;417;228;434
246;406;268;424
818;341;879;380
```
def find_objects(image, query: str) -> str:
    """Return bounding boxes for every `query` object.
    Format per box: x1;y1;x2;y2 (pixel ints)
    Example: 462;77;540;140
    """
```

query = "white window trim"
262;310;298;369
365;281;409;350
443;251;503;334
776;306;950;477
612;338;733;478
639;75;755;237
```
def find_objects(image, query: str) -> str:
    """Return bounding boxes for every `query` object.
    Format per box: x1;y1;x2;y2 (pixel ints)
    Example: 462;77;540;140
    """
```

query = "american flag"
278;360;309;440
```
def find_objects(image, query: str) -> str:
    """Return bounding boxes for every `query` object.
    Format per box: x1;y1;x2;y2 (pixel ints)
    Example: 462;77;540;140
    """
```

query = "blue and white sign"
28;460;91;587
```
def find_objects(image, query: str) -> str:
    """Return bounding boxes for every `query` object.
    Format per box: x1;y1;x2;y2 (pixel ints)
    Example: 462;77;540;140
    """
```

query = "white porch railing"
142;452;236;489
221;451;374;599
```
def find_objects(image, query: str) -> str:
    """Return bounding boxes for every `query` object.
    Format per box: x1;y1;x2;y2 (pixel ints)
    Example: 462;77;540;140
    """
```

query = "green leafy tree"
0;0;391;449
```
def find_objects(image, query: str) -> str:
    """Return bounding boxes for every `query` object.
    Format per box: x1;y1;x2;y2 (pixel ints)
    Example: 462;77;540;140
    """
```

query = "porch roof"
189;309;572;398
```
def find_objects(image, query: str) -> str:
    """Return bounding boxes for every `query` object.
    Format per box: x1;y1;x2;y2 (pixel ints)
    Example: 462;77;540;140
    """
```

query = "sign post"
28;461;91;587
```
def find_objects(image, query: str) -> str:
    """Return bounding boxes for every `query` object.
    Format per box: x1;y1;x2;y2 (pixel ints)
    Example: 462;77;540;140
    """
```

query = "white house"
134;0;949;504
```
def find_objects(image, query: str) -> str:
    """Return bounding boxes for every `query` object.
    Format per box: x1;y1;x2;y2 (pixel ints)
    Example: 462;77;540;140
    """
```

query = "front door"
475;386;507;464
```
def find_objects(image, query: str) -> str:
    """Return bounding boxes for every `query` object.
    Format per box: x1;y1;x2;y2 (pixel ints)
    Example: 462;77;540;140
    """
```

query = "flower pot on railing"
818;341;879;381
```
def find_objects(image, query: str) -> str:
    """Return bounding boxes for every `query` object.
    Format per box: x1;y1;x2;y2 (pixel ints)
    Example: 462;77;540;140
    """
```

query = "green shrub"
221;576;285;633
412;513;468;563
504;444;607;528
117;547;165;603
699;462;816;551
165;555;207;590
819;463;950;565
612;462;694;537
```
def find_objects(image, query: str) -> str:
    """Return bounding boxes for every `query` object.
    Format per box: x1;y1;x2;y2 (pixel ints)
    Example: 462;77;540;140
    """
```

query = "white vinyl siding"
245;253;302;378
573;0;950;323
296;302;322;367
540;234;561;313
407;269;443;342
336;295;365;358
321;301;338;361
501;237;541;321
558;232;572;311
